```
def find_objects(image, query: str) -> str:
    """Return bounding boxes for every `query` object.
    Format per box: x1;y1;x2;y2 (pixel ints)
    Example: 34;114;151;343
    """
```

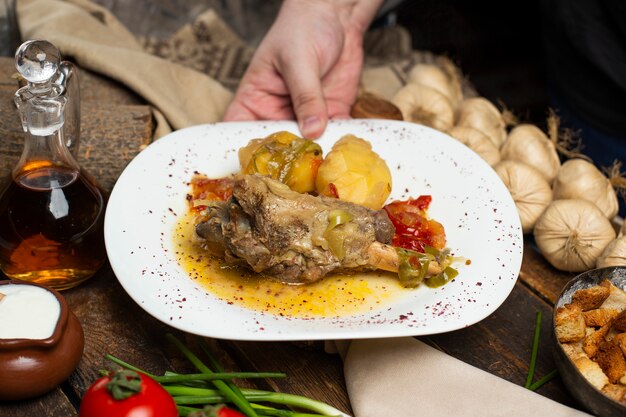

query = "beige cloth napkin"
16;0;233;137
328;337;591;417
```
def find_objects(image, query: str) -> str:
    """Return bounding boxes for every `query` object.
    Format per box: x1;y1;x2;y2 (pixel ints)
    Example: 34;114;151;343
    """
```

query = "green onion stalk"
524;311;559;391
105;333;351;417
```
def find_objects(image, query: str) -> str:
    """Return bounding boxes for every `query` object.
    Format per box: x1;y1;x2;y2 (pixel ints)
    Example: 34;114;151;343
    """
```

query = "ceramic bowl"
552;266;626;417
0;280;84;400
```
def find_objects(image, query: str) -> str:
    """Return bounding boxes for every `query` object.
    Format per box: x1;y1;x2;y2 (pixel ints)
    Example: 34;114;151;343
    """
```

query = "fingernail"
301;116;323;138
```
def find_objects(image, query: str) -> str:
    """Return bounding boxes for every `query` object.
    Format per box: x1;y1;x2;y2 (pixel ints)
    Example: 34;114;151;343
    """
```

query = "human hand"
223;0;383;138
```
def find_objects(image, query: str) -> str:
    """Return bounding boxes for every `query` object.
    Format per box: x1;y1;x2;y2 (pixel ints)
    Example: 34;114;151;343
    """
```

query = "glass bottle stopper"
14;40;67;136
15;40;60;86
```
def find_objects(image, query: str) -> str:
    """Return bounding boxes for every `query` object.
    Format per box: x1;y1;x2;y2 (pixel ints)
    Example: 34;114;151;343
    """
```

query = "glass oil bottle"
0;40;106;290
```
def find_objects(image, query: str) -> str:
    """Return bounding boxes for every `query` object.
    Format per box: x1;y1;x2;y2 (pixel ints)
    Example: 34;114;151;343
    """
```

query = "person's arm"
223;0;384;138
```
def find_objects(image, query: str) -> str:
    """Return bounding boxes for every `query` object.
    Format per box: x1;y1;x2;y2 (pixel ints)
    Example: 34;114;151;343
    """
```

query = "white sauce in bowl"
0;284;61;339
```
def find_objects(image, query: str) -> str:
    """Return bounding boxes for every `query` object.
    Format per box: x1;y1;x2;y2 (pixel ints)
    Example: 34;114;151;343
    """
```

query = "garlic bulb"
448;126;501;167
597;236;626;268
407;63;462;108
534;199;616;272
494;160;552;234
552;158;619;220
391;83;454;132
360;66;403;101
456;97;507;148
500;124;560;183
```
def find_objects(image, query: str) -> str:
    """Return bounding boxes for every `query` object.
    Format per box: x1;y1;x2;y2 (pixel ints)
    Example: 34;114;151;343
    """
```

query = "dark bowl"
552;266;626;417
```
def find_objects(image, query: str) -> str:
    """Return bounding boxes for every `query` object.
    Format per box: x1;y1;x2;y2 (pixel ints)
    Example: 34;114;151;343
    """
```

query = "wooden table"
0;57;585;416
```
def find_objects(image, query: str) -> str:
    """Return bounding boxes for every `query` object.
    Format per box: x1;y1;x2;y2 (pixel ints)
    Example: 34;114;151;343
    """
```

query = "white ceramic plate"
105;120;522;341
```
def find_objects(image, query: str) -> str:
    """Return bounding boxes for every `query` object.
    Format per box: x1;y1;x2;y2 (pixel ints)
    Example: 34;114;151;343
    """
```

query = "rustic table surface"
0;56;585;416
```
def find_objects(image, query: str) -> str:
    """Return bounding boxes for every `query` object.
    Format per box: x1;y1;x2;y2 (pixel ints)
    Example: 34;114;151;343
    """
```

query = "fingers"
279;58;329;139
222;99;258;122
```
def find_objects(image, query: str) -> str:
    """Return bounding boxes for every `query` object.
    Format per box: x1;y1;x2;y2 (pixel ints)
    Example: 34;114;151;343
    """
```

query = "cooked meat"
195;174;397;284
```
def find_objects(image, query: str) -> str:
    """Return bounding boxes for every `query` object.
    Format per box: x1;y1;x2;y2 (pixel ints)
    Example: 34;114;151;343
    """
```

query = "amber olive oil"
0;164;106;290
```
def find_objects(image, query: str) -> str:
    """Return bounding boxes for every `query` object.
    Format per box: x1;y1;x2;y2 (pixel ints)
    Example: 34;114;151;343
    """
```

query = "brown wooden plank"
62;265;186;398
78;69;145;106
77;103;153;192
0;388;77;417
0;89;23;178
518;240;575;304
425;280;582;410
0;58;17;86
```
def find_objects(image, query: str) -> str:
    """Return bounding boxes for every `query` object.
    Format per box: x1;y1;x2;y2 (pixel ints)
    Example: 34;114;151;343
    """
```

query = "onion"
552;159;619;220
456;97;507;148
360;66;403;101
391;83;454;132
500;124;561;183
597;236;626;268
494;160;552;234
448;126;500;167
533;199;616;272
407;63;462;109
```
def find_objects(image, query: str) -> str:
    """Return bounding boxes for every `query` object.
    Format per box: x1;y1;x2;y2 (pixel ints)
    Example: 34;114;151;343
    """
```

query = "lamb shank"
194;174;441;285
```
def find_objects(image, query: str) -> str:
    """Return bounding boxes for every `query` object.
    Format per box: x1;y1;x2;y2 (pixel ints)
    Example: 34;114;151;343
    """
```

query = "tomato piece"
188;176;235;211
408;195;432;210
392;234;427;253
79;370;177;417
191;176;234;201
327;183;339;198
383;196;446;252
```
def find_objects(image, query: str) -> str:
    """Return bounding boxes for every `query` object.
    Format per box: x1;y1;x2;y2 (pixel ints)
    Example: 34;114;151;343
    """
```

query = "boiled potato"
238;131;323;193
316;135;391;209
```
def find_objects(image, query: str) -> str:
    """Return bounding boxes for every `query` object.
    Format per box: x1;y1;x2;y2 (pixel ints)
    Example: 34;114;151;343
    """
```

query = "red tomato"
383;196;446;252
188;176;234;211
79;370;177;417
188;404;247;417
216;406;247;417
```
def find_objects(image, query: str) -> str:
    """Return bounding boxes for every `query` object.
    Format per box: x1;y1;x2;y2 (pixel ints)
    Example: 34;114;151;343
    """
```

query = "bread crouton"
584;308;620;327
607;327;622;342
556;304;587;343
614;333;626;357
601;384;626;404
594;339;626;384
599;280;626;312
574;356;609;390
613;309;626;332
561;340;586;362
583;322;612;358
572;285;611;311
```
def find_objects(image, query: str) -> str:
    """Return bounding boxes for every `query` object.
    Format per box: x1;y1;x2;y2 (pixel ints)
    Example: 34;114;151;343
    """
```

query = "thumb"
280;62;328;139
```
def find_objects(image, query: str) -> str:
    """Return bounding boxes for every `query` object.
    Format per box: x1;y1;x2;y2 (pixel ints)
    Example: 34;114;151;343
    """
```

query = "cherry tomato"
79;370;178;417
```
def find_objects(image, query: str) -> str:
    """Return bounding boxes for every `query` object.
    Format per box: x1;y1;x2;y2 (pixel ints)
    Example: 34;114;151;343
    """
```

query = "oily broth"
173;212;410;318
